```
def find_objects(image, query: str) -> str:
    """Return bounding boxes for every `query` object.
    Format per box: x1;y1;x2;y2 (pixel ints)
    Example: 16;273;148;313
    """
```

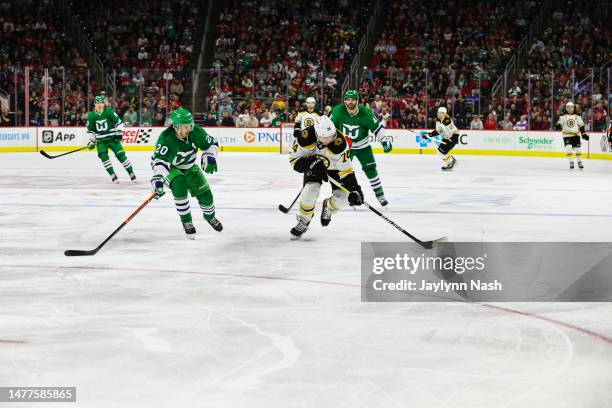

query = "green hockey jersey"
86;107;123;140
151;125;218;181
330;104;383;149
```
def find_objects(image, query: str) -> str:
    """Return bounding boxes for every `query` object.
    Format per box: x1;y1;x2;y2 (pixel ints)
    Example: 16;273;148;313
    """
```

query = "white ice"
0;151;611;408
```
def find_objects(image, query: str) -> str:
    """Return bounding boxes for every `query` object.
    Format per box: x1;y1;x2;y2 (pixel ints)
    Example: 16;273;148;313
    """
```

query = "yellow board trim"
0;147;38;153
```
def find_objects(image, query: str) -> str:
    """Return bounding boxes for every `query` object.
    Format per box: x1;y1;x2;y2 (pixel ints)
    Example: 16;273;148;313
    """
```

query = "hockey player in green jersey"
86;95;136;183
150;108;223;238
330;90;391;207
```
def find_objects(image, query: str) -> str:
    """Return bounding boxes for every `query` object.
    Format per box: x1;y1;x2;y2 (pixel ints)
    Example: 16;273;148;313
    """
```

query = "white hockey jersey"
289;125;354;177
556;114;584;136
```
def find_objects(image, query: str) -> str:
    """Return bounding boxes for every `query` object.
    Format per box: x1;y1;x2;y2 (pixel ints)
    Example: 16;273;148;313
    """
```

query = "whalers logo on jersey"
342;124;360;139
174;149;196;166
95;119;108;132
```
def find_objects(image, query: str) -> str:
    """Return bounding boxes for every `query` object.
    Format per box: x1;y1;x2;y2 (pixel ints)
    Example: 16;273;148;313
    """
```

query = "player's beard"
345;101;358;113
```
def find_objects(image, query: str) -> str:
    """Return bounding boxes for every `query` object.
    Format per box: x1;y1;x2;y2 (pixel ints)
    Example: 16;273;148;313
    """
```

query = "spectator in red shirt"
484;113;498;130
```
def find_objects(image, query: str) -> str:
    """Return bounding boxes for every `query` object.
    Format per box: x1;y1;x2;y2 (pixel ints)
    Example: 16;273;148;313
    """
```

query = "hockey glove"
348;189;364;206
381;137;393;153
342;173;363;206
87;139;96;150
308;158;328;182
581;133;589;141
201;152;218;174
151;175;165;199
418;130;429;140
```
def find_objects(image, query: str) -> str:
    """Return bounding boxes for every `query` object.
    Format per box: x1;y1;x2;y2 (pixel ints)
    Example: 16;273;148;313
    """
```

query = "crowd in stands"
0;0;91;126
74;0;200;124
356;0;537;129
1;0;608;131
205;0;372;126
361;0;609;131
517;0;611;131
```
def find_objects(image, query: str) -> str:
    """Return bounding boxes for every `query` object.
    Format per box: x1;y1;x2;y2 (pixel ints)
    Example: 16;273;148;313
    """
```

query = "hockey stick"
279;159;323;213
64;191;157;256
40;146;88;159
278;185;305;213
327;177;447;249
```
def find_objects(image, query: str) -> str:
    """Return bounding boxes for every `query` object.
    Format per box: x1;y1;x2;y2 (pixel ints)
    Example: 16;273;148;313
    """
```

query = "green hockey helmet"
343;89;359;101
171;108;194;125
94;95;105;104
171;108;194;138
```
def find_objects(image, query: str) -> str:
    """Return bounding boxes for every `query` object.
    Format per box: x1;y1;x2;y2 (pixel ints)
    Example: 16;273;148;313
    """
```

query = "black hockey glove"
348;189;364;206
342;173;363;206
293;156;316;173
581;133;589;141
309;159;328;182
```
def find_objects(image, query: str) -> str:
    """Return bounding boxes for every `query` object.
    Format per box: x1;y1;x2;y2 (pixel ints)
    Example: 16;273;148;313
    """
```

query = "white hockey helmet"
566;101;575;108
314;116;336;142
306;96;316;110
437;106;448;115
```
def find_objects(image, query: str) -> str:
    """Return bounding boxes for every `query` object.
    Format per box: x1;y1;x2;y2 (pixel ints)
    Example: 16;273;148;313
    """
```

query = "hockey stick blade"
278;185;305;214
40;146;88;159
64;248;100;257
64;192;157;257
419;236;448;249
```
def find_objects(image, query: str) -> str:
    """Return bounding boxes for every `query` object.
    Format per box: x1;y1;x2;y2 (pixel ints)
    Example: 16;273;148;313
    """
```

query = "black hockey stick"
327;177;447;249
40;146;88;159
65;191;157;256
279;159;322;213
278;185;305;213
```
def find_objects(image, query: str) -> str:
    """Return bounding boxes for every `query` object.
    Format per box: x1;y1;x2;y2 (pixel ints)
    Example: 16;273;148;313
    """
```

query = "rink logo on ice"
518;136;554;150
41;130;75;143
122;128;153;144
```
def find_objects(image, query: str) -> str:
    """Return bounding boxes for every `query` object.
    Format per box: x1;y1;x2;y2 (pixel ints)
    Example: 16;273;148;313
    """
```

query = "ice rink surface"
1;151;611;407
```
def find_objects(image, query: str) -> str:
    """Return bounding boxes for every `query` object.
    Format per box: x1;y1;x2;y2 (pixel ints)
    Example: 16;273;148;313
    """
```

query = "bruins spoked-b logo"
567;119;576;128
303;117;315;128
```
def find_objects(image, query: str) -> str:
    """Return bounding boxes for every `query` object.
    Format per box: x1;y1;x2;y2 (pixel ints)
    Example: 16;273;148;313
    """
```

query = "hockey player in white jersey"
419;106;460;171
288;116;364;239
293;96;320;138
555;102;589;169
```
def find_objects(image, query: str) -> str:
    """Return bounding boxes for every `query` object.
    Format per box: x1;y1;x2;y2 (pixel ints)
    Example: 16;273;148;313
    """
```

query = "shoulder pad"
297;126;317;148
325;132;348;154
